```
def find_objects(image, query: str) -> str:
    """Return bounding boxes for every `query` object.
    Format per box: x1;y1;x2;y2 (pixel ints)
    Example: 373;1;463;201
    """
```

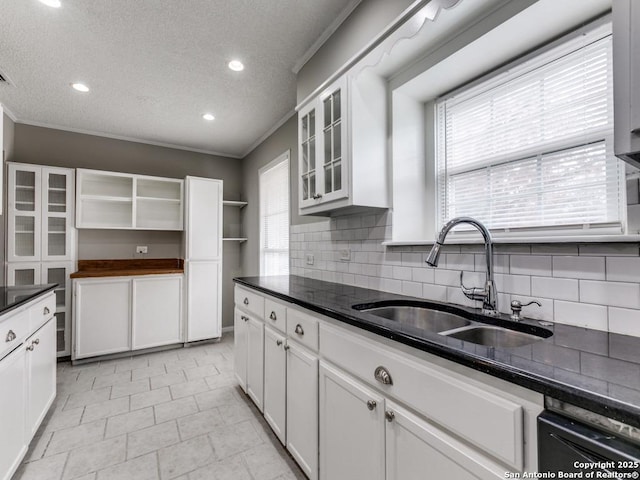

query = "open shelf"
223;200;248;208
223;237;248;243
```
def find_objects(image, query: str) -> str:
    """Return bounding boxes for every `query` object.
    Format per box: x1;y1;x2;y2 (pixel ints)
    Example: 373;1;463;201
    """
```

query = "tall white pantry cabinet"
6;163;76;357
184;176;223;342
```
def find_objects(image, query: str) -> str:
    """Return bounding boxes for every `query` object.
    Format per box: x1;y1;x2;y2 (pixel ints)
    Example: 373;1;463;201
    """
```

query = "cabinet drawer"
264;298;287;334
30;294;56;332
320;323;524;470
0;309;30;360
287;307;318;352
235;286;264;319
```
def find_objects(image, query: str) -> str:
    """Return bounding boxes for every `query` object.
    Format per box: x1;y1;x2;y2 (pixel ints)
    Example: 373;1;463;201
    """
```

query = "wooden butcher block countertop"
70;259;184;278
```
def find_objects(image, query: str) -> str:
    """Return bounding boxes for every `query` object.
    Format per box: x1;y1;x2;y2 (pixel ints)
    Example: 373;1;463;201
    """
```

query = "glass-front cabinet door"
318;76;348;204
8;164;42;262
42;167;75;261
298;76;349;211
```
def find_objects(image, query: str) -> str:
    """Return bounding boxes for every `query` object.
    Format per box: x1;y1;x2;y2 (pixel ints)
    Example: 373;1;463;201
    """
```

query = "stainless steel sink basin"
360;305;472;332
442;325;545;348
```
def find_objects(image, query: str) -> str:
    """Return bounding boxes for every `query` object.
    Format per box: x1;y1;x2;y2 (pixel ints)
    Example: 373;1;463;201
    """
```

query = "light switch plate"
136;246;148;254
306;254;314;265
340;249;351;261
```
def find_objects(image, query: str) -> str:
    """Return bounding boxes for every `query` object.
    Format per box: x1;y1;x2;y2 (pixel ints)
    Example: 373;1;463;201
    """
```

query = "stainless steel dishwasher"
538;410;640;477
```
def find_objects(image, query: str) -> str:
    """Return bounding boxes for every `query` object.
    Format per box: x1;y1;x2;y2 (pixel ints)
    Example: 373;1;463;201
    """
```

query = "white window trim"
259;150;290;276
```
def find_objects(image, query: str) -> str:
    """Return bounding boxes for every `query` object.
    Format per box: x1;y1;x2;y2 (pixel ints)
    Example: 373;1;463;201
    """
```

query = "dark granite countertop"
0;284;57;318
234;275;640;429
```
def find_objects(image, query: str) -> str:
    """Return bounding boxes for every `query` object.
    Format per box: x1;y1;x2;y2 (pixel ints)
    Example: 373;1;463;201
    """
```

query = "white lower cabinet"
132;275;182;349
26;318;56;437
74;278;131;358
0;346;27;480
247;315;265;412
319;362;384;480
73;274;184;360
264;326;287;444
286;340;318;480
233;307;249;392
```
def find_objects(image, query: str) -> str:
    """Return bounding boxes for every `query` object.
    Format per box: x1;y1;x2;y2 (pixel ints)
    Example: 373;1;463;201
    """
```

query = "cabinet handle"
367;400;377;411
5;330;16;343
270;311;277;321
374;366;393;385
33;338;40;345
312;194;323;200
385;410;395;422
241;316;249;322
294;324;304;336
276;340;283;347
26;344;35;352
243;297;249;305
43;306;50;315
284;344;290;351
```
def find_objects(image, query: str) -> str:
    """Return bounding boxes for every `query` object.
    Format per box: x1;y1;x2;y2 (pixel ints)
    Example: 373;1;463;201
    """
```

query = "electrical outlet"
306;254;314;265
136;246;148;254
340;249;351;261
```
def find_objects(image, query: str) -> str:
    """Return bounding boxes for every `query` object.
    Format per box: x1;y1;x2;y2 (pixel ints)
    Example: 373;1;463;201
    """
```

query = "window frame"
259;150;290;276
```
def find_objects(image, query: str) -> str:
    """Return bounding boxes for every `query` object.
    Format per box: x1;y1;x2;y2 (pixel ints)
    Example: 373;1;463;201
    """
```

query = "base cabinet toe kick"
0;290;56;480
233;284;543;479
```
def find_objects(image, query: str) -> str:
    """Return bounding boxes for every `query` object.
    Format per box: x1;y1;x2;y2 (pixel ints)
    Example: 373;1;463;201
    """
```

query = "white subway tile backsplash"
531;277;579;302
510;255;552;277
552;256;605;280
554;301;608;331
579;280;640;309
608;307;640;337
290;214;640;336
606;256;640;283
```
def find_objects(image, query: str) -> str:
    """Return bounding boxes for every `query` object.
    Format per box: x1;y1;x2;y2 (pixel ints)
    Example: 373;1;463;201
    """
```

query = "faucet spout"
426;217;498;315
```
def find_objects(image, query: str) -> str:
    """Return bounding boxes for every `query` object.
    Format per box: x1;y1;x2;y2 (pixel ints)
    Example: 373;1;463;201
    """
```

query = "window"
260;152;290;276
435;23;623;237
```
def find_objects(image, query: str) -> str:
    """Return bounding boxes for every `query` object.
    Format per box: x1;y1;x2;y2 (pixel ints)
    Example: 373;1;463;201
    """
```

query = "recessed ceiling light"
202;113;215;121
71;83;90;93
228;60;244;72
38;0;61;8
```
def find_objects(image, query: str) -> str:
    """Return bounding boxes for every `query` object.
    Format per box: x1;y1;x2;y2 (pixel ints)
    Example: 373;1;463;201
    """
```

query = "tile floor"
13;334;306;480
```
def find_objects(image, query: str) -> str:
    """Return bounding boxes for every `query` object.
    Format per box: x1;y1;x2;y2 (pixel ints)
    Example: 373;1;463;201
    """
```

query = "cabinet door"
263;326;286;445
234;308;249;392
26;318;56;437
74;278;131;359
186;260;221;342
8;164;42;262
0;345;27;480
319;361;384;480
41;167;74;261
317;76;349;204
185;177;222;260
246;315;264;412
298;101;319;209
41;262;74;357
385;401;504;480
132;275;182;350
287;342;319;480
7;263;41;288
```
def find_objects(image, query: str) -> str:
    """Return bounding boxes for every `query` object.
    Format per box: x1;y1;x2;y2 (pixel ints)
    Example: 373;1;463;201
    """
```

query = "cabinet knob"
312;194;323;200
294;324;304;336
270;311;277;321
5;330;16;343
43;306;50;315
284;344;290;351
26;344;35;352
367;400;377;411
385;410;395;422
243;297;249;305
276;340;283;347
33;338;40;345
374;366;393;385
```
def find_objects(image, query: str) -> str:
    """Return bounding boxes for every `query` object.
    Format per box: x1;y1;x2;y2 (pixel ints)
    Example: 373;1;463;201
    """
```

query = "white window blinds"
435;24;623;236
260;154;290;276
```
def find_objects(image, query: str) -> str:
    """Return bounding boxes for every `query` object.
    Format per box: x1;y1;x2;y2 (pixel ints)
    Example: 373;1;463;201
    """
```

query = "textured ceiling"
0;0;356;157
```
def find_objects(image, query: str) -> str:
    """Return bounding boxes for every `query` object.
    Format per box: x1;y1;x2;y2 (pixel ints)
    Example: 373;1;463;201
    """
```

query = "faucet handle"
510;299;541;321
460;271;486;302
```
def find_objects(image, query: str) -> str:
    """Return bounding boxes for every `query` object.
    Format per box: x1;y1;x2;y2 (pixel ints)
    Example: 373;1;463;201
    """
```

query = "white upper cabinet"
7;163;75;263
185;176;222;260
76;169;183;230
297;71;389;215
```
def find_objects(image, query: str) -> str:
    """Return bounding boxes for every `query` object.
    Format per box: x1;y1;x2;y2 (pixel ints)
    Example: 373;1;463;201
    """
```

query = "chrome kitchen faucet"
426;217;499;316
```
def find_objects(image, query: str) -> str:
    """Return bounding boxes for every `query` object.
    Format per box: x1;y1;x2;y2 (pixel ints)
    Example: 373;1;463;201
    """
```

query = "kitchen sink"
357;305;472;332
441;325;545;348
353;301;552;348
